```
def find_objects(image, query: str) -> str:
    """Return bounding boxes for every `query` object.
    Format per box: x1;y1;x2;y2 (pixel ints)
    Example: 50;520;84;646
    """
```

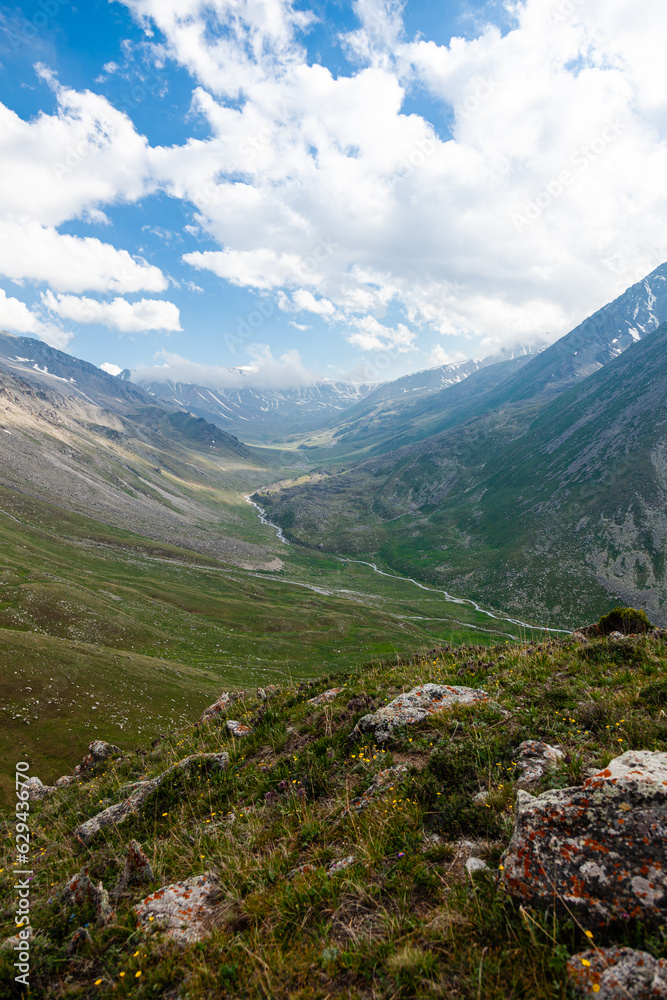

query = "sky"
1;0;666;388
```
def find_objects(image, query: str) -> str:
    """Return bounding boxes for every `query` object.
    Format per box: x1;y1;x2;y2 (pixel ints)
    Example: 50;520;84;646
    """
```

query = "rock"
287;862;317;879
567;947;667;999
571;631;588;643
116;840;154;892
307;687;344;707
54;775;75;788
88;740;122;760
349;683;489;744
515;739;564;789
609;631;625;641
257;685;280;701
327;856;355;875
62;868;114;925
226;720;253;738
472;790;489;804
465;857;489;874
341;765;409;816
134;873;218;945
74;752;229;845
66;926;92;954
1;928;33;951
24;776;56;800
501;750;667;925
198;692;239;725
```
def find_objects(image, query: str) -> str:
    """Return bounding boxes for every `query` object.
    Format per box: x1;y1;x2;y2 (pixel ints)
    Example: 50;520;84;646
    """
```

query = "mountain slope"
259;323;667;624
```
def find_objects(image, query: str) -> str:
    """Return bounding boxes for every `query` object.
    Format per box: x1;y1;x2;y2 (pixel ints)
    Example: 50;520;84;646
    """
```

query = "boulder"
74;752;229;845
88;740;122;760
515;740;564;789
24;776;56;800
134;873;218;945
567;947;667;999
308;687;344;707
66;927;93;954
501;750;667;925
257;685;280;701
349;683;489;744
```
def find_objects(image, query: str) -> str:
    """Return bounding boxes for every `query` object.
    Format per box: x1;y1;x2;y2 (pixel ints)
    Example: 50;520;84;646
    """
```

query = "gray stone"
74;752;229;845
327;856;355;875
134;873;218;945
226;720;253;737
257;685;280;701
349;683;489;744
308;687;344;707
66;927;92;954
62;868;114;926
88;740;122;760
515;739;564;789
567;947;667;999
1;928;33;951
24;776;56;800
198;692;239;725
465;857;489;874
116;840;154;892
501;750;667;926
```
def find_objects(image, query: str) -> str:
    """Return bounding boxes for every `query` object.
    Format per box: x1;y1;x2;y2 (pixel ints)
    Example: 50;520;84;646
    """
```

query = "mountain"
0;332;284;569
135;376;379;442
258;321;667;625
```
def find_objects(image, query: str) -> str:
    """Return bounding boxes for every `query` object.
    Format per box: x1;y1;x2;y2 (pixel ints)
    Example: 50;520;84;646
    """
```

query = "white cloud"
0;220;167;294
100;362;123;375
346;315;416;352
42;291;182;332
133;0;667;356
133;344;318;388
0;288;72;350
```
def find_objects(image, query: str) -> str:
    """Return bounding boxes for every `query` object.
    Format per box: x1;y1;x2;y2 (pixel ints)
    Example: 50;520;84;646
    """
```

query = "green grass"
2;629;667;998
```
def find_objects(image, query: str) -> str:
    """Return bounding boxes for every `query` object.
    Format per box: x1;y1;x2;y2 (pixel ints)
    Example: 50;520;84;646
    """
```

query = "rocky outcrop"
74;752;229;845
115;840;154;893
501;750;667;925
567;947;667;999
134;873;218;945
198;692;240;725
515;740;564;789
226;720;253;738
62;869;114;926
349;684;489;744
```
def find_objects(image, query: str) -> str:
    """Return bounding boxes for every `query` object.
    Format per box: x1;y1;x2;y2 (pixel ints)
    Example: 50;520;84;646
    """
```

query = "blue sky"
0;0;666;387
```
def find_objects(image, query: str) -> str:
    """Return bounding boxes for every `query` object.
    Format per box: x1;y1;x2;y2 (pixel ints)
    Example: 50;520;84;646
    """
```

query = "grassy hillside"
3;626;667;998
259;325;667;626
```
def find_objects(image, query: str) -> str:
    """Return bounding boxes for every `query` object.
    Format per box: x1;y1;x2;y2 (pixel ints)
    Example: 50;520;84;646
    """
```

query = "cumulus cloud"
133;344;318;388
0;220;167;294
42;291;182;332
133;0;667;355
0;288;72;350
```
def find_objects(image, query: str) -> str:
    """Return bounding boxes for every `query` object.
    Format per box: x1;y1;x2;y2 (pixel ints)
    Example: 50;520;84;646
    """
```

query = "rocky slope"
3;618;667;999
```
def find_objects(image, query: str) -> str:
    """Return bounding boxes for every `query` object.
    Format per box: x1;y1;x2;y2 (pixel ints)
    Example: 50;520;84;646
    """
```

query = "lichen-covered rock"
24;776;56;800
62;868;114;925
257;685;280;701
327;856;355;875
308;687;344;707
116;840;154;892
66;926;93;955
226;720;253;738
341;765;409;816
567;947;667;999
515;740;564;789
88;740;122;760
349;684;489;743
501;750;667;925
134;873;218;945
74;752;229;845
198;692;239;725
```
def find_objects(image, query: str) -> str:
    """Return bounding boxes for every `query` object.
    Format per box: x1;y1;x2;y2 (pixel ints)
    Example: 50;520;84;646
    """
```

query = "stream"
244;494;570;636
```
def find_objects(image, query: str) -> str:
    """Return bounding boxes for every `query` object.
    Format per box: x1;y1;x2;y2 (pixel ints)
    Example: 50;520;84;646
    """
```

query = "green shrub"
597;606;652;635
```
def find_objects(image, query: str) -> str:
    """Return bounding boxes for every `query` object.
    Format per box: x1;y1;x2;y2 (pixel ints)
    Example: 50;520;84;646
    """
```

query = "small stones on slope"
501;750;667;926
566;947;667;999
515;739;564;789
307;687;344;707
198;692;240;725
327;856;355;876
134;873;218;945
349;683;489;744
341;765;409;816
